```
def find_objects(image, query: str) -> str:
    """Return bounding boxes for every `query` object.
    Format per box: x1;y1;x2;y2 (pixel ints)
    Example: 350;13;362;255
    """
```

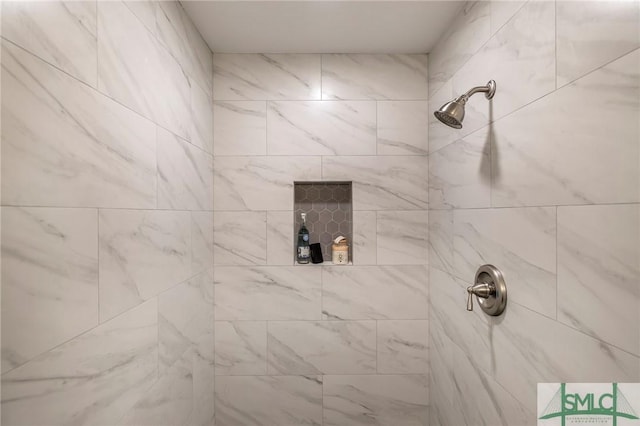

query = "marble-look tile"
377;101;429;155
321;54;428;100
352;211;377;265
1;300;158;426
323;375;429;426
190;81;214;154
267;321;376;375
492;50;640;206
213;156;322;211
123;1;157;36
214;211;267;265
453;0;555;136
322;265;428;320
557;204;640;356
215;321;267;375
215;375;323;426
99;209;191;321
2;1;97;85
490;1;526;35
2;40;156;208
267;211;294;265
157;127;214;211
429;127;491;209
191;211;214;275
213;54;321;100
267;101;376;155
214;266;322;320
213;101;267;156
557;0;640;87
428;1;491;97
428;210;454;274
453;207;556;318
376;211;428;265
322;156;428;210
377;320;429;374
98;1;190;139
192;337;215;426
1;207;98;373
158;271;214;373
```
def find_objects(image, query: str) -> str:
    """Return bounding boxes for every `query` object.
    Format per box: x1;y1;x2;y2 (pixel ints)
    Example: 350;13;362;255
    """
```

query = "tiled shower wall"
1;2;214;425
428;1;640;425
212;54;430;425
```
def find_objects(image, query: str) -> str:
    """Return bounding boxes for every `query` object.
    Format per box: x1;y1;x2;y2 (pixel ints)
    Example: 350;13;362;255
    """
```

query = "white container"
332;236;349;265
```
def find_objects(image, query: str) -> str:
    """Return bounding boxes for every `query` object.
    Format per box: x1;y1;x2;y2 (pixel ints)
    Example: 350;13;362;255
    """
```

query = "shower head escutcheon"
434;80;496;129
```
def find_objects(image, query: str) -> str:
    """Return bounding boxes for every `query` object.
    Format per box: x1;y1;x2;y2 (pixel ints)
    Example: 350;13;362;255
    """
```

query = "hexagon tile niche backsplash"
294;182;353;263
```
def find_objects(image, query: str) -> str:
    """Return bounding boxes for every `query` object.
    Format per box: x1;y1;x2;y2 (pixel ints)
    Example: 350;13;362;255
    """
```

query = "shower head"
434;80;496;129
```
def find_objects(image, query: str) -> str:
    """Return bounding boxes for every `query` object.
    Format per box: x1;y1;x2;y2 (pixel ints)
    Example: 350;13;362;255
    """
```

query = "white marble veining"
215;375;323;426
453;0;555;136
376;211;428;265
321;54;429;100
492;49;640;207
557;204;640;356
191;211;214;275
99;209;191;321
190;81;214;154
157;127;214;211
377;320;429;374
322;265;428;320
490;1;526;36
267;101;376;155
192;335;216;426
267;321;376;375
213;156;322;211
214;211;267;265
429;127;491;209
557;0;640;87
323;375;429;426
215;321;267;375
213;101;267;156
2;1;97;86
1;300;158;426
213;54;321;100
1;207;98;373
352;211;377;265
266;211;294;265
2;40;156;208
123;1;157;36
377;101;429;155
453;207;557;318
428;210;454;274
428;1;491;97
98;1;191;140
214;266;322;320
322;156;428;210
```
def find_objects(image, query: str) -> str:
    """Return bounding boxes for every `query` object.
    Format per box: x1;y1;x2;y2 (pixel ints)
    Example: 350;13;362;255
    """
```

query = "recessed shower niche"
294;182;353;264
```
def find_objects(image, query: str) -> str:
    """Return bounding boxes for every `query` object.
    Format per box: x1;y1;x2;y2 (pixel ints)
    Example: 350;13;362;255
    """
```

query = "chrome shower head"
434;80;496;129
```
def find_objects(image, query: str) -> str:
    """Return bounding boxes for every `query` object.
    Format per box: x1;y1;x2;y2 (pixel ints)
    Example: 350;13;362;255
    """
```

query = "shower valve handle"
466;282;494;311
465;265;508;316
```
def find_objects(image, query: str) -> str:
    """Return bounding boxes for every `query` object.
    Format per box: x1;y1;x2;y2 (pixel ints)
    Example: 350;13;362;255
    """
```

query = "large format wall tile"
489;1;525;35
191;212;214;275
266;211;294;265
557;204;640;356
428;210;454;274
157;127;214;211
215;375;323;426
213;211;267;265
376;211;428;265
2;40;156;208
322;265;428;320
213;54;321;100
323;156;428;210
377;320;429;374
213;101;267;156
1;207;98;373
323;375;429;426
123;1;157;36
98;1;190;139
557;0;640;87
215;321;267;375
321;54;428;100
267;101;376;155
1;300;158;426
453;207;557;318
99;209;191;321
267;321;376;374
492;50;640;207
214;266;322;320
2;1;97;86
377;101;429;155
352;211;377;265
190;81;214;154
213;156;322;211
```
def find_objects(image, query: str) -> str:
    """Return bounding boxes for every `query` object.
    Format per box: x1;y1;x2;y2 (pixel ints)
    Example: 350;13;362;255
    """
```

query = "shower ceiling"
181;1;464;54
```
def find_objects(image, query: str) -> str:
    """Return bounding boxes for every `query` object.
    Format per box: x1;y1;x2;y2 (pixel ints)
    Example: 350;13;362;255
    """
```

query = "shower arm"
457;81;497;104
